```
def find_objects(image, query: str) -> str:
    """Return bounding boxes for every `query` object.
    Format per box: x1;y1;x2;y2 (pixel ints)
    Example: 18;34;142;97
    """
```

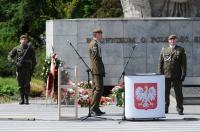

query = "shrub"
0;95;12;103
0;77;18;103
0;77;18;96
0;84;18;96
0;44;17;77
0;77;45;103
30;78;45;97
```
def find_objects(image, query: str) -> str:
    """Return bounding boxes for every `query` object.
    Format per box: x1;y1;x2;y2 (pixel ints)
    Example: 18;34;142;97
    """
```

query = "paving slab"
0;98;200;132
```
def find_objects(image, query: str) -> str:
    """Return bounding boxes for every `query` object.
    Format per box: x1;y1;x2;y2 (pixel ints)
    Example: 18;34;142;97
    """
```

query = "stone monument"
121;0;199;17
119;0;200;102
46;0;200;87
120;0;152;17
46;18;200;86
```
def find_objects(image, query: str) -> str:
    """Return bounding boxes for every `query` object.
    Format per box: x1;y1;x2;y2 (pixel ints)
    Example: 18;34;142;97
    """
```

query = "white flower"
106;102;111;105
68;88;74;94
122;92;124;98
82;95;89;100
115;86;121;89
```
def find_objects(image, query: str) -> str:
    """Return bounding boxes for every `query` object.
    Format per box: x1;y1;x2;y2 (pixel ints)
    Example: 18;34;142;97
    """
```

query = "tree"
0;0;123;77
94;0;123;18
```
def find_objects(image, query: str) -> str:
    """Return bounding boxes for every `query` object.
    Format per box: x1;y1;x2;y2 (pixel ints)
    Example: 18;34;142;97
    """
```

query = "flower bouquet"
61;87;76;105
100;96;112;105
111;82;124;106
62;80;112;107
77;88;91;107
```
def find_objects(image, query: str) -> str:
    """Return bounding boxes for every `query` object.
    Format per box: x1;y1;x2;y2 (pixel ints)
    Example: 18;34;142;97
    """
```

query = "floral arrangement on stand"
41;55;62;101
77;87;91;107
41;56;62;82
61;81;112;107
61;87;76;105
111;82;124;106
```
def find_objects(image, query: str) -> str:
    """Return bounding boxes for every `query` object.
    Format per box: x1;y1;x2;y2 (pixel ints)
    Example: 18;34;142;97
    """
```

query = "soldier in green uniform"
88;27;105;116
158;34;187;115
8;35;36;105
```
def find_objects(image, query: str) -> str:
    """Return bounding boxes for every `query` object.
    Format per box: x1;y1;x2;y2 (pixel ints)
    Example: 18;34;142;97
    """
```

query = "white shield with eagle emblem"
134;83;157;110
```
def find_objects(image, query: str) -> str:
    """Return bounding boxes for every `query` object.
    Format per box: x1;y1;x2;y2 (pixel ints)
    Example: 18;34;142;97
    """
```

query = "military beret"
168;34;177;40
20;35;28;40
93;27;103;33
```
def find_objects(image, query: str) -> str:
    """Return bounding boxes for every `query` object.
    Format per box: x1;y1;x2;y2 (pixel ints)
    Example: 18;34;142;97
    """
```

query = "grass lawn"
0;77;45;103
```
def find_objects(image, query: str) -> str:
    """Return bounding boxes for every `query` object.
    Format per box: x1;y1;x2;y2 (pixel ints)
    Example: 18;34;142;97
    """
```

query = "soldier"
8;35;36;105
88;27;105;116
158;34;187;115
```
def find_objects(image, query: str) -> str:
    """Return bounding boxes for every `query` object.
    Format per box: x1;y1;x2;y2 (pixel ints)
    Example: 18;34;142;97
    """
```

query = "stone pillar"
120;0;152;17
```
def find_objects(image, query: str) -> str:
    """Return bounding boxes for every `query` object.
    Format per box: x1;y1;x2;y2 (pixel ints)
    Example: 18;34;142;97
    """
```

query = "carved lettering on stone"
87;36;199;44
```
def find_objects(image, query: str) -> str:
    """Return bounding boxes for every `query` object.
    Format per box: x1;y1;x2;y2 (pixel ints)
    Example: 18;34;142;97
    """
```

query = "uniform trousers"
165;78;184;112
16;67;31;101
91;74;104;110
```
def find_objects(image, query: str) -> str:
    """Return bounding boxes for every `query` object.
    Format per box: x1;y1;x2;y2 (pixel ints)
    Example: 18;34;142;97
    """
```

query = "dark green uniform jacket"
8;44;36;73
158;45;187;80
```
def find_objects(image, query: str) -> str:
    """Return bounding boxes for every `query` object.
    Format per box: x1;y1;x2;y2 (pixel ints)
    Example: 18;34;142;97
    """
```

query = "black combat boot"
25;95;29;105
19;88;25;105
19;95;24;105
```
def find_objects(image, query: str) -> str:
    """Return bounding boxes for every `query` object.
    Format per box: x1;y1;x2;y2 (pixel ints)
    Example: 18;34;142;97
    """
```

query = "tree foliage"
0;0;123;45
0;0;123;77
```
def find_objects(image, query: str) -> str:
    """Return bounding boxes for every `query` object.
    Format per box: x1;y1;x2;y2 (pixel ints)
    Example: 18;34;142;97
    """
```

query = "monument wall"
46;18;200;86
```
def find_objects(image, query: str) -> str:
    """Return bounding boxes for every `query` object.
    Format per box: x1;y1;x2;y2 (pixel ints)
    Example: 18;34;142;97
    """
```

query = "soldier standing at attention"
158;34;187;115
8;35;36;105
88;28;105;116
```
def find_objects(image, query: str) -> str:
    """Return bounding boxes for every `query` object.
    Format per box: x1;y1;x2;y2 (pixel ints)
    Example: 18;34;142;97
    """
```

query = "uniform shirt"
88;38;105;75
158;45;187;79
170;45;176;49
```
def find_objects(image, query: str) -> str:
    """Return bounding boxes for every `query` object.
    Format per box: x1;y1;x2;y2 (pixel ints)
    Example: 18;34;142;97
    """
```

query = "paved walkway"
0;97;200;132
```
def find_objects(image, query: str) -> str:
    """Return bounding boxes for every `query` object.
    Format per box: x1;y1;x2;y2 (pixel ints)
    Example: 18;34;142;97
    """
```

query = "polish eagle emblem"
134;83;157;110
